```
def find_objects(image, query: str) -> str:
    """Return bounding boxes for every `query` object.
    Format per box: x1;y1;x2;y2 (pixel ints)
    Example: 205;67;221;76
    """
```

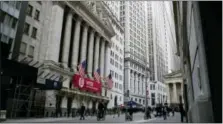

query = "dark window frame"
24;23;30;35
31;27;37;39
27;4;33;17
34;9;40;21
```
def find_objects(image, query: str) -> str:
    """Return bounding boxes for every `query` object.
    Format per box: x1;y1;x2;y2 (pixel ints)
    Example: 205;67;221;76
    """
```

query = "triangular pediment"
164;70;182;78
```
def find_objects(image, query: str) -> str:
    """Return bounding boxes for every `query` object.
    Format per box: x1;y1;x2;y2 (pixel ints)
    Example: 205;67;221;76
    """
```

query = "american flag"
106;73;113;89
78;60;86;77
94;68;101;83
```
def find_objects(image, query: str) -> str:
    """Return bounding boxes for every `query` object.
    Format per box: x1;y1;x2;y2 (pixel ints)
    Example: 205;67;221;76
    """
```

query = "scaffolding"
7;76;46;118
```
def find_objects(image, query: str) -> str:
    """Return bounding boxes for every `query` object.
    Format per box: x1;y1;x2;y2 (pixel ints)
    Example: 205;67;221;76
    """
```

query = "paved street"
5;112;185;123
136;112;186;123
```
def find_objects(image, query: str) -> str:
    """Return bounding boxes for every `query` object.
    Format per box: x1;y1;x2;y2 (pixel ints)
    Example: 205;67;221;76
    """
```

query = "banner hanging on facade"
73;74;102;93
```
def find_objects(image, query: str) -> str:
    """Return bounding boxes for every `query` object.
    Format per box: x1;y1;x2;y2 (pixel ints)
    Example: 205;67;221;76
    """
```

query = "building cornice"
65;1;115;43
124;56;150;72
101;1;124;33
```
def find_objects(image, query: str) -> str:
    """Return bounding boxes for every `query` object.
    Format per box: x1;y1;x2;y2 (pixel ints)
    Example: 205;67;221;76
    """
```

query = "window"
16;1;21;9
34;10;40;20
8;38;13;45
20;42;27;54
28;46;34;58
119;65;122;70
11;18;17;29
0;11;6;23
5;14;11;26
120;96;122;101
115;62;118;68
110;58;114;65
31;27;37;38
24;23;30;35
37;1;42;4
27;5;33;16
1;34;7;43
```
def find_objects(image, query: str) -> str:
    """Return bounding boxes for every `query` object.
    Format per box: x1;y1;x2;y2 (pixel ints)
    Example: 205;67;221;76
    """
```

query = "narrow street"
5;112;185;123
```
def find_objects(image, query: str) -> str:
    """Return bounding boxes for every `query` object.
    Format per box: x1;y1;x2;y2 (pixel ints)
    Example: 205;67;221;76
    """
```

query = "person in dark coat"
98;101;104;118
146;106;151;119
80;103;86;120
179;103;185;122
172;107;175;116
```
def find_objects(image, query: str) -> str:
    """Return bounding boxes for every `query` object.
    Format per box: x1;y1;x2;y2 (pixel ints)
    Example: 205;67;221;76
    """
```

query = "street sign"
37;77;45;84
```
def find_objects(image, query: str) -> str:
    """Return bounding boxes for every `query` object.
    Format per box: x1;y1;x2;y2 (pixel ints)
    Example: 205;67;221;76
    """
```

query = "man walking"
179;103;185;122
80;103;86;120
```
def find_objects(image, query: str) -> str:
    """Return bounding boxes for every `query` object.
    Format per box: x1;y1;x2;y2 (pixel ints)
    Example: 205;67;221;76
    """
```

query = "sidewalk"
4;114;124;123
5;116;82;123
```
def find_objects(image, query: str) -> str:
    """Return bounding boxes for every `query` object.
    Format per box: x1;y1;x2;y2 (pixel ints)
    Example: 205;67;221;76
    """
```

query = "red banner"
73;74;102;93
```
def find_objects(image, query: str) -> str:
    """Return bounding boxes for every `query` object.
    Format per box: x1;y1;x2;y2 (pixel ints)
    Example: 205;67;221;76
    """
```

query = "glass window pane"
20;42;27;54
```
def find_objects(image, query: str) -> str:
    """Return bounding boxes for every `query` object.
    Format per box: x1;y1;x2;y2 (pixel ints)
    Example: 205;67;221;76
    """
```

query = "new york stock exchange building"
31;1;116;117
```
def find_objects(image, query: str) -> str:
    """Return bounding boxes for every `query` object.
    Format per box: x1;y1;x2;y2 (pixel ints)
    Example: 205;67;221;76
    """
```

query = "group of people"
78;100;107;120
145;104;185;122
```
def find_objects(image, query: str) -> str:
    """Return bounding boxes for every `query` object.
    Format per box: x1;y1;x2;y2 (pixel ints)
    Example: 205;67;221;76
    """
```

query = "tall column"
71;17;82;70
134;73;136;93
141;77;143;95
142;77;144;95
47;3;64;62
80;23;89;63
137;75;139;94
87;30;95;77
130;73;133;92
135;74;138;94
173;83;177;103
104;43;110;77
168;84;171;104
100;40;105;77
94;35;100;72
181;83;184;103
61;11;73;68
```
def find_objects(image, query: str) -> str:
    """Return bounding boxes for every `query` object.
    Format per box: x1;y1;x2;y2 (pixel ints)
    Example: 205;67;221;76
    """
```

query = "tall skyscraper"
121;1;149;105
147;1;180;106
103;1;125;108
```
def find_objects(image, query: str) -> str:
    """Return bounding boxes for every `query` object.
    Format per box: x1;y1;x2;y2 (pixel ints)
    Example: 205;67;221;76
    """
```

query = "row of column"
130;72;146;96
60;9;108;77
168;83;183;103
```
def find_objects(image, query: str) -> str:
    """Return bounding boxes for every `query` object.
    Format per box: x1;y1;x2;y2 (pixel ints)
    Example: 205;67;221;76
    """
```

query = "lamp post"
143;48;149;120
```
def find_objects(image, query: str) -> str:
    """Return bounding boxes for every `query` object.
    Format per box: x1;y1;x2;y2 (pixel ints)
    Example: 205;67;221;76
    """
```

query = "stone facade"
173;1;215;122
13;1;116;117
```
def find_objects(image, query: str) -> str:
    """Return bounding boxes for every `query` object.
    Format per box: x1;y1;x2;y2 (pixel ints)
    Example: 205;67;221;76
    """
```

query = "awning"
61;88;109;101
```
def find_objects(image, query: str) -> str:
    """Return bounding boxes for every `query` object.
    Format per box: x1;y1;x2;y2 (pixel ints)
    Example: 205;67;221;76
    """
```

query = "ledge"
65;1;115;44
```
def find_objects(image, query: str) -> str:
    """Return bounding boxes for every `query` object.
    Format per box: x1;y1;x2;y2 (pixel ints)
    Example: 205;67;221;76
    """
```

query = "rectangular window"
37;1;42;4
0;11;6;23
11;18;17;29
28;46;34;58
31;27;37;39
1;34;7;43
34;9;40;20
20;42;27;54
24;23;30;35
16;1;21;10
27;5;33;16
5;14;11;26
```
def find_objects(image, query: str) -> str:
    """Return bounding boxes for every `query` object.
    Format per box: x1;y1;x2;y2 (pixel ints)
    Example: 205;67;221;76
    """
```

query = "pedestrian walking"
97;100;105;120
172;107;175;116
179;103;185;122
162;106;167;120
80;103;86;120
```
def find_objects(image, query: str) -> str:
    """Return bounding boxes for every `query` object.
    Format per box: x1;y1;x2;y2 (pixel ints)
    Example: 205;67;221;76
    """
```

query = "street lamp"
143;48;149;120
